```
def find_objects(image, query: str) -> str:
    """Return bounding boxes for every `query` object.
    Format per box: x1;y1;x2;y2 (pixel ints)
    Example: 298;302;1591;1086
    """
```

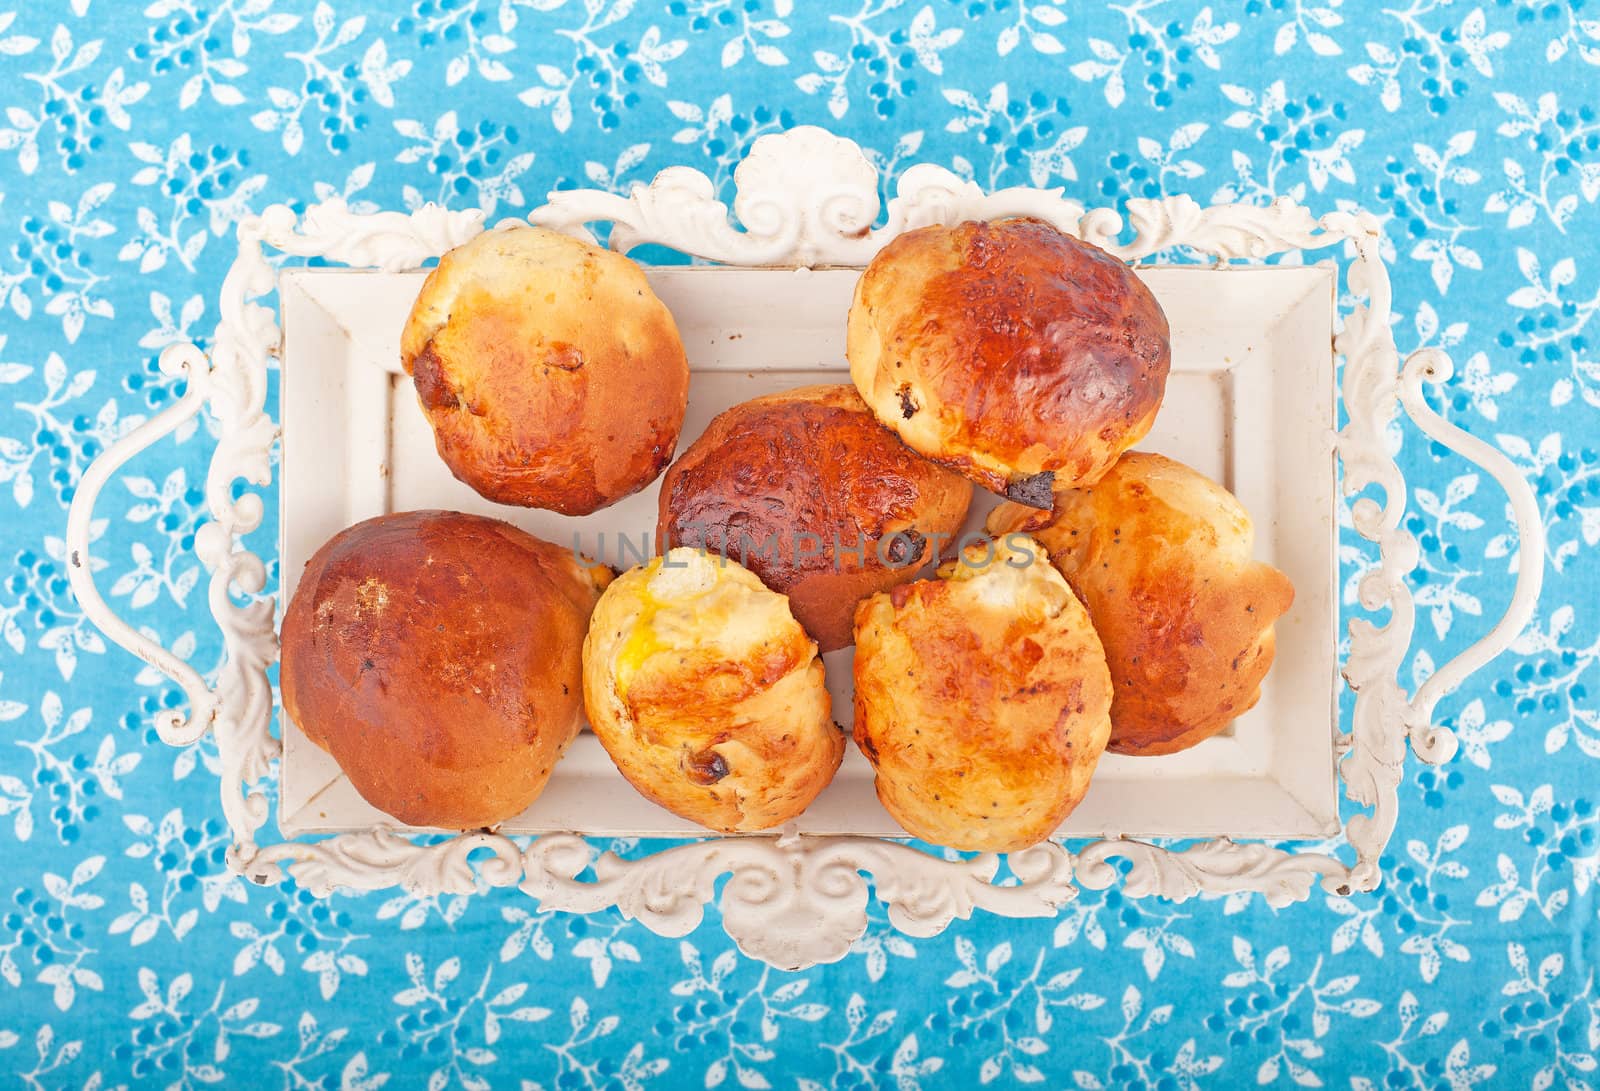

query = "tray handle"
1396;348;1545;757
66;343;218;746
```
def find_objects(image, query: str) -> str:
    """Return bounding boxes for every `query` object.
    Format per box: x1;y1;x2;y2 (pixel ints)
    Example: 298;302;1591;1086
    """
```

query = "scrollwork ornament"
62;128;1542;968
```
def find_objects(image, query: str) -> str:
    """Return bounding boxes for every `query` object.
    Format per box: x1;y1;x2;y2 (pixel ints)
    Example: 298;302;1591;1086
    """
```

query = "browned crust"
612;635;840;833
987;452;1296;755
279;510;609;828
848;218;1171;495
399;226;689;515
656;384;972;651
850;541;1113;851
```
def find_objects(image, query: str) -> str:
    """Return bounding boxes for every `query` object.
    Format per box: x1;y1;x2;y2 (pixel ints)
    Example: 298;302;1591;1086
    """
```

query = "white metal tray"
277;263;1338;842
67;128;1543;969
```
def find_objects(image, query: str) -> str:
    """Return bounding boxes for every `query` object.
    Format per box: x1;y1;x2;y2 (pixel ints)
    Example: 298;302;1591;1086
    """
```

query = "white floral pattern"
0;0;1593;1086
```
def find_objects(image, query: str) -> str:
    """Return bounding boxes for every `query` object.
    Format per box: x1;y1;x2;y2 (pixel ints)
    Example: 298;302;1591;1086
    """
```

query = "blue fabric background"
1;0;1596;1087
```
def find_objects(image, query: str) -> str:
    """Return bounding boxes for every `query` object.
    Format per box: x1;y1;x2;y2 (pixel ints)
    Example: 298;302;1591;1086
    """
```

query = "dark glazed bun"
279;510;610;828
657;384;972;651
848;218;1171;505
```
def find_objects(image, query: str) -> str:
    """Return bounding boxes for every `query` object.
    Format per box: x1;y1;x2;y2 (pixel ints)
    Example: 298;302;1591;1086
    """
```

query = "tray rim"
62;126;1545;971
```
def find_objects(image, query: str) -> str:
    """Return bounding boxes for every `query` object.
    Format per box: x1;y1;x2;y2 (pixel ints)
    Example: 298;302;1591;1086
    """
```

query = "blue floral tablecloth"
1;0;1596;1087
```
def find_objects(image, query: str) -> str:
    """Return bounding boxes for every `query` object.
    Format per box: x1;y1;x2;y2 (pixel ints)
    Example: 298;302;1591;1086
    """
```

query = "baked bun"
988;451;1295;755
279;511;610;828
400;225;690;515
851;536;1113;851
847;218;1170;506
657;384;972;652
582;548;843;832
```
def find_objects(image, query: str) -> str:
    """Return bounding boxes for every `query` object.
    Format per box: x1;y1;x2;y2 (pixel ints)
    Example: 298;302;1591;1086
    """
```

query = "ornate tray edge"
64;126;1545;970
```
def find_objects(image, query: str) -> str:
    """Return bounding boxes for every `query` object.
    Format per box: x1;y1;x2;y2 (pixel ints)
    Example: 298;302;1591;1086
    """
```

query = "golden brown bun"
400;226;689;515
851;536;1113;851
279;511;611;828
582;548;844;832
657;384;973;652
848;218;1170;506
987;452;1295;756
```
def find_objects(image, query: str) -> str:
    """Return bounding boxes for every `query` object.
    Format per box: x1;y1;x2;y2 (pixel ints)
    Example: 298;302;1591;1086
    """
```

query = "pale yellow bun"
400;225;689;515
582;548;843;833
851;535;1113;851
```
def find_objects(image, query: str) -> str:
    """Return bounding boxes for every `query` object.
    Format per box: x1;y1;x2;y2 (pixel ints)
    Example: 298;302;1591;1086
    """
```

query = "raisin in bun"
657;384;972;652
279;511;610;828
851;536;1113;851
400;225;689;515
848;218;1170;507
582;548;843;833
988;451;1295;755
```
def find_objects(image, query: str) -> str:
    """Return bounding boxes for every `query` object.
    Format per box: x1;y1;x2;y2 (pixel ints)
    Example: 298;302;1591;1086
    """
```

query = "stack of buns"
278;216;1293;850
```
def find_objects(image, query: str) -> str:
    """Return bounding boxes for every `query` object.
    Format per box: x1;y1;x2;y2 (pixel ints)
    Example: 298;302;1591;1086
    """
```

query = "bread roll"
582;548;843;832
400;225;689;515
851;536;1113;851
279;511;610;828
657;384;972;651
988;451;1295;755
848;218;1170;506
